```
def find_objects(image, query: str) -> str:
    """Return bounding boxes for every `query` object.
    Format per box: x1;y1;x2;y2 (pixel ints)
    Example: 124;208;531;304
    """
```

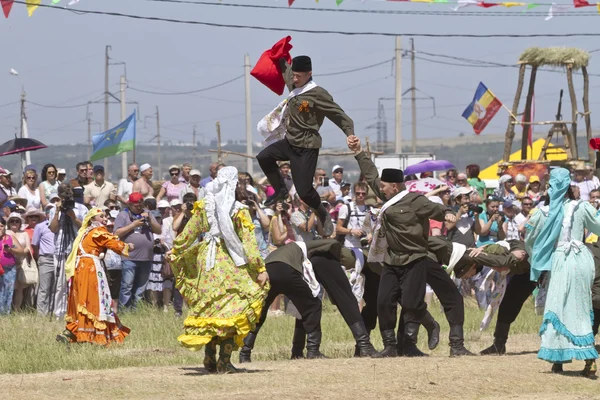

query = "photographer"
445;187;482;248
48;183;88;317
114;192;161;309
291;197;318;242
172;193;197;236
269;199;296;248
238;189;270;259
314;168;335;205
336;182;369;249
477;195;506;246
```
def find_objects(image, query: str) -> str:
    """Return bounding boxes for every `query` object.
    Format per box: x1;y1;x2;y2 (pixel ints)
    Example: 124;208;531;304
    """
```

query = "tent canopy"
480;138;567;180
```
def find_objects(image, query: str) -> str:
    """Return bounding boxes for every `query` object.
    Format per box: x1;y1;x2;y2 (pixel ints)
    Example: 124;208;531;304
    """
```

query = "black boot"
239;332;257;364
350;321;377;357
449;325;475;357
264;188;289;207
421;311;441;351
290;321;306;360
306;330;327;359
403;322;428;357
316;204;334;237
216;337;239;374
371;329;398;358
203;337;218;373
480;322;509;355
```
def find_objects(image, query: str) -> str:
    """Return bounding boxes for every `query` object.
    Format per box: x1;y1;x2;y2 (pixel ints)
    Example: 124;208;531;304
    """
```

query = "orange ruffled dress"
65;226;130;345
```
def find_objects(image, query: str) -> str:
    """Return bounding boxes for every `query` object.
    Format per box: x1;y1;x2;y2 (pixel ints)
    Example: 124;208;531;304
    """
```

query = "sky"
0;0;599;153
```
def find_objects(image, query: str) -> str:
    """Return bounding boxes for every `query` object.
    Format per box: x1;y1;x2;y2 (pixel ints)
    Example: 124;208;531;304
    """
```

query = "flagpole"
120;75;127;179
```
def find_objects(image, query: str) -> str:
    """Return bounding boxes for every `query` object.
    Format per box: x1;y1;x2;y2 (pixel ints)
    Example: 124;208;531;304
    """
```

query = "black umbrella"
0;136;47;157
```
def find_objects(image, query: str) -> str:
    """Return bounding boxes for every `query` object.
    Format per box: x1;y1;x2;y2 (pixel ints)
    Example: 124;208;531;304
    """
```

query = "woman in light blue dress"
526;168;598;377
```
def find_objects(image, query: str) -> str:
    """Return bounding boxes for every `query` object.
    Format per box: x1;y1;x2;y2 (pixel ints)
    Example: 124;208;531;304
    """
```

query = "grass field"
2;299;599;399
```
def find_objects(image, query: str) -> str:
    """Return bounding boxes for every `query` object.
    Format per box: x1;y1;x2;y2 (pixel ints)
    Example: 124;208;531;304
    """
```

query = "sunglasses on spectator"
333;169;343;174
170;171;180;176
457;179;466;183
47;170;56;175
355;192;367;196
172;205;182;210
447;174;456;178
8;219;20;224
109;206;120;210
522;202;533;206
26;176;36;180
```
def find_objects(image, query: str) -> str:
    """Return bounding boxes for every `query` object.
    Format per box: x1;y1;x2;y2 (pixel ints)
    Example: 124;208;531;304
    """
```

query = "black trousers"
361;265;380;332
253;262;322;334
311;254;363;327
593;309;600;336
497;272;537;326
378;258;429;331
256;139;321;210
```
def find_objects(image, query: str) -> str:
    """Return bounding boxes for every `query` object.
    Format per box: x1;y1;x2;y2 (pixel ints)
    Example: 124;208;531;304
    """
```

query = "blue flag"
90;110;136;161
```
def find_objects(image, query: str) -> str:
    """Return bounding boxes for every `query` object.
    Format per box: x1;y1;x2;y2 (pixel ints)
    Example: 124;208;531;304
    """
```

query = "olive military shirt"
356;151;450;267
265;239;343;274
279;59;354;149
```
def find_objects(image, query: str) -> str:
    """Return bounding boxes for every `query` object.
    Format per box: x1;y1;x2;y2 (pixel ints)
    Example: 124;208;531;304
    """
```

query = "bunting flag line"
2;0;600;20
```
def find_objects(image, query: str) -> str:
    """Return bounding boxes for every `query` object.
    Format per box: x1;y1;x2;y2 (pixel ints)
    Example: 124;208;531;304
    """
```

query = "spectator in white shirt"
117;163;139;207
502;200;521;241
573;167;599;201
329;165;346;198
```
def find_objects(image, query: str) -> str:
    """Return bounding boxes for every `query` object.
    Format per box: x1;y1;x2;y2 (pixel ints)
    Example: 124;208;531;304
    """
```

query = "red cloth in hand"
590;138;600;151
251;36;293;95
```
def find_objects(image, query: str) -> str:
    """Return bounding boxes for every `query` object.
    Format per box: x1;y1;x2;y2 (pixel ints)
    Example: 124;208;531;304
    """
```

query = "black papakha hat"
381;168;404;183
292;56;312;72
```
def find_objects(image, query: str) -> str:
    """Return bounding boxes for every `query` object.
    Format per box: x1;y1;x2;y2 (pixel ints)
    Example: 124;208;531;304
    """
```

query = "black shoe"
306;331;328;359
264;189;289;207
371;329;398;358
239;332;257;364
316;204;334;237
204;338;218;373
291;321;306;360
552;363;564;374
480;322;510;355
56;329;76;345
479;343;506;356
421;312;440;351
403;322;428;357
448;325;475;357
349;321;377;357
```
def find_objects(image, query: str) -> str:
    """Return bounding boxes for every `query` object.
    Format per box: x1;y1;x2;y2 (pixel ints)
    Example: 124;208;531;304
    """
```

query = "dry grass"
519;47;590;69
2;300;598;399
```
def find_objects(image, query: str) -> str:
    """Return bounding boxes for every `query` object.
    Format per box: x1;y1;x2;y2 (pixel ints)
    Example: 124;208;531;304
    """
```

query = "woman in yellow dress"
170;166;269;373
56;208;133;345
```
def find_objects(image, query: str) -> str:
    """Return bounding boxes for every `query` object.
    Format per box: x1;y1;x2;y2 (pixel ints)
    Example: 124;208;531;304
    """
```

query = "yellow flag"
501;2;526;6
27;0;41;17
597;2;600;13
411;0;434;3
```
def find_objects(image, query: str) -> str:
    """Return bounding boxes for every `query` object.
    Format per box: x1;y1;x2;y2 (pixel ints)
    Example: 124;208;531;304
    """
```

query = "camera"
322;177;329;187
185;202;194;212
61;199;75;212
360;235;370;249
153;238;165;255
3;244;9;252
467;204;483;214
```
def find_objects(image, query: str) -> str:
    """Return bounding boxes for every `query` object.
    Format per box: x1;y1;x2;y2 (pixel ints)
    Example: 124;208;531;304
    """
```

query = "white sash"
479;240;510;331
349;248;366;304
445;242;467;275
295;242;321;298
367;190;410;263
257;81;318;147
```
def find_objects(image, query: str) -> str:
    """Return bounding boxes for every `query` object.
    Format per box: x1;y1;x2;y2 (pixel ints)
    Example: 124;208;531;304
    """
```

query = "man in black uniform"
347;136;456;358
257;55;355;237
239;239;377;362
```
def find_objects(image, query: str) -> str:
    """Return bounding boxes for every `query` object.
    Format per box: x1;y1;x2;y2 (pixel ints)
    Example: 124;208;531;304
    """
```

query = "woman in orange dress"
56;208;133;346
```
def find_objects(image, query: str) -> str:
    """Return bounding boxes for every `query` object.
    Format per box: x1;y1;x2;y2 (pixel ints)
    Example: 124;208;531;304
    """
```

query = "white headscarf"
204;166;247;271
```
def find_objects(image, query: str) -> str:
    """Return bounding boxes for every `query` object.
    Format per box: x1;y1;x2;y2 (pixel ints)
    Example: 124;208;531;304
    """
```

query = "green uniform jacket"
279;59;354;149
356;151;450;267
464;240;530;277
585;242;600;310
265;239;344;274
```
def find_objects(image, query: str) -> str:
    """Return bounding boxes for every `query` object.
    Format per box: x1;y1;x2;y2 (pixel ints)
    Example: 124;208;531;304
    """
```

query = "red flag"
526;93;535;148
288;0;295;6
590;138;600;151
478;2;500;7
1;0;14;18
573;0;593;7
251;36;293;95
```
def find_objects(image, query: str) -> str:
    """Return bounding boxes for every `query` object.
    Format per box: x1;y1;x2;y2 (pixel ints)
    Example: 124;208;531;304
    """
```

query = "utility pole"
156;106;161;180
87;105;92;160
410;38;417;153
192;125;197;167
20;90;30;171
120;75;127;179
394;36;403;154
104;45;111;174
244;54;253;175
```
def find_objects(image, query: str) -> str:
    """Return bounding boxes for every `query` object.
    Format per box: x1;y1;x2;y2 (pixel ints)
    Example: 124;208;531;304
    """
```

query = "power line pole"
410;38;417;153
192;125;197;167
394;36;403;154
156;106;161;180
20;90;30;171
104;45;111;173
87;105;92;160
244;54;253;175
120;75;127;179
